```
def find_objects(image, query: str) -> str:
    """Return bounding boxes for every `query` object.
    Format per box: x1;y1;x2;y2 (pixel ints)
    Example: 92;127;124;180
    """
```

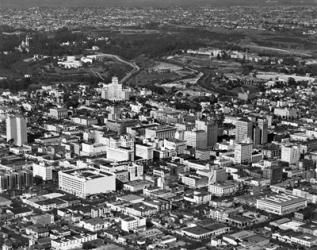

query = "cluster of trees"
0;34;22;51
30;32;84;56
0;78;34;91
192;95;218;104
174;101;201;111
100;31;206;60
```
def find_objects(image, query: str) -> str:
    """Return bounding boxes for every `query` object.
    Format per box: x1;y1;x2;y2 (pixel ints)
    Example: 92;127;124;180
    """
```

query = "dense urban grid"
0;1;317;250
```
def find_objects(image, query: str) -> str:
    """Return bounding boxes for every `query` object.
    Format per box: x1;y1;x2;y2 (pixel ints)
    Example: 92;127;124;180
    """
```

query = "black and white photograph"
0;0;317;249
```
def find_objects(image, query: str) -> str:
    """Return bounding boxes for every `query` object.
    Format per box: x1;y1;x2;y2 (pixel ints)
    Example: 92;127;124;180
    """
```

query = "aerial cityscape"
0;0;317;249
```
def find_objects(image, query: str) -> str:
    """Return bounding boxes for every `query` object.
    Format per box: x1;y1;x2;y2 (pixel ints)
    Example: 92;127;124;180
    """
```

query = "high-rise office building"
235;118;253;143
234;142;253;164
101;77;131;101
0;169;33;192
6;115;28;146
195;120;218;147
249;116;268;146
257;118;268;145
253;126;261;146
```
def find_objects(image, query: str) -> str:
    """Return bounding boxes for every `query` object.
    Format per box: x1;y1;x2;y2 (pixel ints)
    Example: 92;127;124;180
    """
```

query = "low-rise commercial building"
256;194;307;215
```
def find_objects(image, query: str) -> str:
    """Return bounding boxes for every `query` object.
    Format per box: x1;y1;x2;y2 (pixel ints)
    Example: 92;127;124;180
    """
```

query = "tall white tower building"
101;77;131;101
6;115;27;146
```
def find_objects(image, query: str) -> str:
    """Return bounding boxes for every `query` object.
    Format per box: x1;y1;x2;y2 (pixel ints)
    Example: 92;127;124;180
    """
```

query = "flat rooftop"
61;168;112;179
182;226;210;236
258;194;307;206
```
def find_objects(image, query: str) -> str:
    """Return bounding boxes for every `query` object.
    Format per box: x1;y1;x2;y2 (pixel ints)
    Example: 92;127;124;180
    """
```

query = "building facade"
6;115;28;146
58;168;116;198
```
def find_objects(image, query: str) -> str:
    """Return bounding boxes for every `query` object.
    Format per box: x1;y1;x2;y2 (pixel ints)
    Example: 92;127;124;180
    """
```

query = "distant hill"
1;0;316;8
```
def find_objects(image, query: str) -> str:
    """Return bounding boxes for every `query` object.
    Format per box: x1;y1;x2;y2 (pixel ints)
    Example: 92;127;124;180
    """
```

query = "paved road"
96;53;140;84
90;68;105;81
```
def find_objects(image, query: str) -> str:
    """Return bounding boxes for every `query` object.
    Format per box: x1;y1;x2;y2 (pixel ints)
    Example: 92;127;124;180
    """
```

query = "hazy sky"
1;0;316;8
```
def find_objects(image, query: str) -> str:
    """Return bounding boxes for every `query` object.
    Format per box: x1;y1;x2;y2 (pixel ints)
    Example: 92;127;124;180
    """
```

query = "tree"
287;77;296;86
7;138;14;145
33;176;44;186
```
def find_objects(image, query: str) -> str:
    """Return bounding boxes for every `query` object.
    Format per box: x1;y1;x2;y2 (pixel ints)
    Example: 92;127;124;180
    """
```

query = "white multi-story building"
81;143;107;156
235;118;253;143
100;162;143;182
32;162;53;181
71;116;98;126
57;56;83;69
135;143;153;160
78;218;110;232
101;77;131;101
208;181;239;197
58;168;116;198
6;115;27;146
234;142;252;164
281;144;301;164
49;108;68;119
292;188;317;204
181;174;208;189
256;194;307;215
106;147;134;162
145;126;176;140
184;129;207;149
164;138;186;154
120;215;146;232
51;233;97;250
274;107;299;119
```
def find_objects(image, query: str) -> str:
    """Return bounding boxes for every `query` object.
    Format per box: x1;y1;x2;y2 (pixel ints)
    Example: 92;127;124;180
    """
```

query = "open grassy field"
239;30;317;57
126;70;180;86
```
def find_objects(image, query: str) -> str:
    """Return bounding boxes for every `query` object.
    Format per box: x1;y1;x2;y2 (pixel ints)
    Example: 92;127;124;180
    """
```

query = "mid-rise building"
234;142;253;164
281;144;301;164
145;126;176;140
32;162;53;181
58;168;116;198
184;129;207;149
181;174;208;189
6;115;28;146
100;162;143;182
207;166;228;184
49;108;68;120
208;181;239;197
0;169;33;192
120;215;146;232
164;138;187;155
71;116;98;126
135;143;153;160
81;143;107;156
105;119;138;135
235;118;253;143
107;147;134;162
